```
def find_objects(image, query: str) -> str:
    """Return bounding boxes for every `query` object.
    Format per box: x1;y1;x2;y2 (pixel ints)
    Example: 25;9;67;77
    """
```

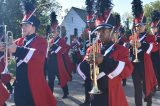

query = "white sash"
103;44;115;56
138;33;146;42
24;36;36;47
54;37;60;44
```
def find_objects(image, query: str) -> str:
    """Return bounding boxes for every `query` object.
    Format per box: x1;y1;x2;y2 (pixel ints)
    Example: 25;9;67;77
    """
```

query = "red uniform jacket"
15;35;56;106
0;55;12;84
0;59;9;106
143;34;158;97
0;81;9;106
107;44;133;106
63;43;75;74
50;37;71;87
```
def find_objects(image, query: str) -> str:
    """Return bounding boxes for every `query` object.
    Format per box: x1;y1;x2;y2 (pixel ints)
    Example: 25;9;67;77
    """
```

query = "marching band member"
79;0;95;105
0;1;57;105
114;13;131;86
78;0;133;106
61;26;75;79
70;36;82;68
130;0;157;106
150;10;160;91
46;12;70;99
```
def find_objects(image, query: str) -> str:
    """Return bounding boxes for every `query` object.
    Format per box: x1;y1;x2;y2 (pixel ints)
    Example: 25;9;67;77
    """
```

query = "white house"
60;7;87;45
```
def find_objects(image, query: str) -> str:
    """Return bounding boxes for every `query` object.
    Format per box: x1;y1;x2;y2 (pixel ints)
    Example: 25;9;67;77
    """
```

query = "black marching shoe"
146;102;152;106
62;93;69;99
79;101;90;106
3;103;7;106
157;86;160;91
122;82;126;86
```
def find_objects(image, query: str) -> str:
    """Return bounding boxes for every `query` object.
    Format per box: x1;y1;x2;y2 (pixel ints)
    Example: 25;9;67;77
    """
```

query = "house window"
74;28;78;36
72;17;73;23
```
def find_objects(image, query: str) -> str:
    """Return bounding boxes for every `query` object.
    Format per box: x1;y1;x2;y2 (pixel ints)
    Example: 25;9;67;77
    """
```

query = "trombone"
0;24;14;73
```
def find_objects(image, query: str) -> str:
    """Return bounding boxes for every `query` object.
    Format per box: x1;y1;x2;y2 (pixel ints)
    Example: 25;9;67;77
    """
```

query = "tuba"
0;24;14;73
89;33;102;94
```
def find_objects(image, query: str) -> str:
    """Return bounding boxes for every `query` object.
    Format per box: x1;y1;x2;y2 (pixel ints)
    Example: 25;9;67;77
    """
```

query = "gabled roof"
72;7;87;22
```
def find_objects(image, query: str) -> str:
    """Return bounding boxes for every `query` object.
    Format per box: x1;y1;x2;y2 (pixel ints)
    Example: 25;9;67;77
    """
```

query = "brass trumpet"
132;30;139;63
89;37;102;94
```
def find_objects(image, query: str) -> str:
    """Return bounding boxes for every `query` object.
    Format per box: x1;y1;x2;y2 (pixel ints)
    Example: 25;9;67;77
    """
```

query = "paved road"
6;73;160;106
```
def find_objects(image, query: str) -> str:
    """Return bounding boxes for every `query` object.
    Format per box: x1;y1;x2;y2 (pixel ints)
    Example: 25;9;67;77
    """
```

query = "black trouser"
91;76;108;106
47;54;59;92
47;54;69;95
48;72;68;95
122;79;126;85
47;68;68;96
3;103;7;106
84;78;92;102
91;92;108;106
62;84;69;95
48;70;59;92
132;62;152;106
72;52;80;65
151;52;160;86
14;81;35;106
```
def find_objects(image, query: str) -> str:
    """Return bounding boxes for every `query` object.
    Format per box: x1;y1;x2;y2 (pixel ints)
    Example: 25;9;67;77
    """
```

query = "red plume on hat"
95;0;113;26
131;0;146;26
86;0;94;22
150;10;160;27
21;0;40;28
21;0;35;22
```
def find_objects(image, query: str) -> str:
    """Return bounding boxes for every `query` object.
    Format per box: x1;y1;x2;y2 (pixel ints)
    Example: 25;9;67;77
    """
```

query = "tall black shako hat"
86;0;94;23
50;11;58;30
150;10;160;28
21;0;40;29
114;13;121;32
131;0;146;27
94;0;115;31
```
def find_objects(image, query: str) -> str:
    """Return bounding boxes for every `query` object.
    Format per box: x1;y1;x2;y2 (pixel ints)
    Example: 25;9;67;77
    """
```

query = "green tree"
0;0;22;38
122;12;133;28
0;0;62;38
144;0;160;23
36;0;62;35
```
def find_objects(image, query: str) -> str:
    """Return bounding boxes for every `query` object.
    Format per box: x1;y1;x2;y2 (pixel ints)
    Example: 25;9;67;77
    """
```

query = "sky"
57;0;156;16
